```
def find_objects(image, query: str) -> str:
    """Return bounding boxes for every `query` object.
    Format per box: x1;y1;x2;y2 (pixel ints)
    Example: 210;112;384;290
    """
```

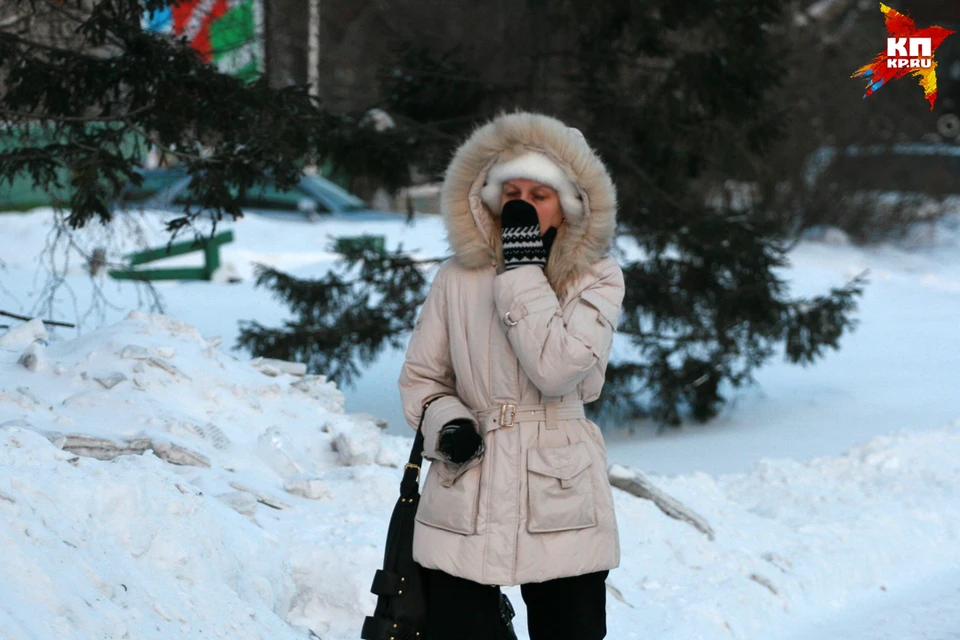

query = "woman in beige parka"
398;111;624;640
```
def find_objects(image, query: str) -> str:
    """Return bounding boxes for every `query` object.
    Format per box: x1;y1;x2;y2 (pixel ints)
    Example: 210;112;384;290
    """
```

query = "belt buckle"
499;403;516;428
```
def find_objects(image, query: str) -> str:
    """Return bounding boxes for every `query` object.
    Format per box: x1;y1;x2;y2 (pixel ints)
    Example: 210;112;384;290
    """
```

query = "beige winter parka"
398;112;624;586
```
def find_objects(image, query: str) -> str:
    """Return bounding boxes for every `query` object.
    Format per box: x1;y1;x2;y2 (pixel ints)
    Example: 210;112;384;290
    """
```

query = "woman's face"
501;179;564;234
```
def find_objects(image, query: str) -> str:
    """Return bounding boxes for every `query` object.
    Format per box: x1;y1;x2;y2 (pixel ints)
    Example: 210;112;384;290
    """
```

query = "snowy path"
785;569;960;640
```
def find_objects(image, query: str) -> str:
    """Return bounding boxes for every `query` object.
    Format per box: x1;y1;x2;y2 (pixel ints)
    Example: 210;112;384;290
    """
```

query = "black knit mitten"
437;419;484;464
501;199;548;270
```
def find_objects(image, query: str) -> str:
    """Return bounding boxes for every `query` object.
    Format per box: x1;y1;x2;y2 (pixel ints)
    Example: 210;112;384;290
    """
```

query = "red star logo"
851;3;955;110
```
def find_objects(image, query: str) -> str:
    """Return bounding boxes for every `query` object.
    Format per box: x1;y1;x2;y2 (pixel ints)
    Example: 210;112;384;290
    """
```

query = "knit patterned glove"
437;419;484;464
501;199;548;270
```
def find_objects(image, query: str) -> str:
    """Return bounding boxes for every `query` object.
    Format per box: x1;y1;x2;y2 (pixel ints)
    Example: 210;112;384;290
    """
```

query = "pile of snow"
605;421;960;638
2;312;959;639
0;311;412;639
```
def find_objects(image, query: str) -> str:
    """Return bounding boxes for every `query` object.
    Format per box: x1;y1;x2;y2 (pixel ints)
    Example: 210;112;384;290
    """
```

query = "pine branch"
237;243;441;387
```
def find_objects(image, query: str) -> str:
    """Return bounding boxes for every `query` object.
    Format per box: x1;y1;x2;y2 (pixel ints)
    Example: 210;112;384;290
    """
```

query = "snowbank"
604;421;960;638
0;427;299;639
0;311;409;639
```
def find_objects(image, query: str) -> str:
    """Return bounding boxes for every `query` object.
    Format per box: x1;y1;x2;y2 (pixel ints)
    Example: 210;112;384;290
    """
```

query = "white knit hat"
479;151;582;218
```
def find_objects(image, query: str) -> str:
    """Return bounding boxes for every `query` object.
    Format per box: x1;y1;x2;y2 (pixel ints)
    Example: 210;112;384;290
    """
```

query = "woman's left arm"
493;257;624;397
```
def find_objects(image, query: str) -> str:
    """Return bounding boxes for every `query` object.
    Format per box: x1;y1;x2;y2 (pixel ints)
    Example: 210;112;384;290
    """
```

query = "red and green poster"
145;0;263;81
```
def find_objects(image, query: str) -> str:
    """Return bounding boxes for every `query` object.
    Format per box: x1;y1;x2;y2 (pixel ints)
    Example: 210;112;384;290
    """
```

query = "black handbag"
361;400;518;640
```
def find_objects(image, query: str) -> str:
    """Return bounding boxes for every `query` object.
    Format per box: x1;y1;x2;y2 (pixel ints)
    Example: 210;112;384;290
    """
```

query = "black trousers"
423;567;609;640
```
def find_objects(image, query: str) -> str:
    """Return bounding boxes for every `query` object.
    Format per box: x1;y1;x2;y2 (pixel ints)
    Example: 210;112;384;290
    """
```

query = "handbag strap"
399;395;440;499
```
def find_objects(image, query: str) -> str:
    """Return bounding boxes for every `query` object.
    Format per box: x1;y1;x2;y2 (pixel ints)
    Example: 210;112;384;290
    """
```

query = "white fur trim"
440;111;618;298
479;151;583;218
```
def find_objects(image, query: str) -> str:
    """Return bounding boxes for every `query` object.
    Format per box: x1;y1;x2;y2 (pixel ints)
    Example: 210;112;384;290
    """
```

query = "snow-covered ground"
1;206;959;638
604;233;960;475
787;568;960;640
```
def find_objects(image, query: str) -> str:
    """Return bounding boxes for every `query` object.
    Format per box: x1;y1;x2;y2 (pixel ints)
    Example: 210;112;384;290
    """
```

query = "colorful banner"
143;0;263;81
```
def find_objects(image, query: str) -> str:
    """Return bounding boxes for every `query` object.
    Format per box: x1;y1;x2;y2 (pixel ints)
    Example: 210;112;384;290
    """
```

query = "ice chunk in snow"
38;432;213;468
0;317;47;349
120;344;149;360
228;481;291;510
352;412;388;429
17;339;47;372
93;372;127;389
283;475;331;500
217;491;259;516
148;440;210;467
257;426;310;478
290;375;345;414
329;418;382;466
251;357;308;377
152;346;176;359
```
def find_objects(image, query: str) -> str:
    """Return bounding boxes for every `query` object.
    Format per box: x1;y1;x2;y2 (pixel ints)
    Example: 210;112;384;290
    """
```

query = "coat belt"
474;400;586;432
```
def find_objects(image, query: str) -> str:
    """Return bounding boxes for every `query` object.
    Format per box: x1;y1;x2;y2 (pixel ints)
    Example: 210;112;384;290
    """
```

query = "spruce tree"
548;0;868;426
242;0;866;428
237;241;442;386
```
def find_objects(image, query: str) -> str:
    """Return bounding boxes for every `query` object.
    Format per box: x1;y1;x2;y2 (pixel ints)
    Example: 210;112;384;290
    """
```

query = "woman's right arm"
398;260;479;462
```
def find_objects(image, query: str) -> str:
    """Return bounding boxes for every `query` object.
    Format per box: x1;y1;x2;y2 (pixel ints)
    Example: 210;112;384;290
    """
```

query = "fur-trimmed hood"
440;111;618;298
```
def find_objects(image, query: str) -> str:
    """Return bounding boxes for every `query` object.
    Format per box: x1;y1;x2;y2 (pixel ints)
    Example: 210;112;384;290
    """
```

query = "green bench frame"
109;230;234;281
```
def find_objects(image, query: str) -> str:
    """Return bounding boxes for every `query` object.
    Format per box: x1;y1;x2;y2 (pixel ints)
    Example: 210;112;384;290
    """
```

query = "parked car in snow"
115;166;191;207
137;169;417;223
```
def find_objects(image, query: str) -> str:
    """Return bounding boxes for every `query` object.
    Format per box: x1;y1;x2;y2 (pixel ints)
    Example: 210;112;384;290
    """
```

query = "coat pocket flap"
579;289;620;328
527;442;592;481
436;454;483;488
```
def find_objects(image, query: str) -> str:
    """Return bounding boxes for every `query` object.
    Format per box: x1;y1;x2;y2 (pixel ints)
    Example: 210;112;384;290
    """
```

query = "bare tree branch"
0;309;75;328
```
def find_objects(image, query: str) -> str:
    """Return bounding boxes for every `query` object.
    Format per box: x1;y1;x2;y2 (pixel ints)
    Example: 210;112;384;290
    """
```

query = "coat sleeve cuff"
492;265;559;326
421;395;478;462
